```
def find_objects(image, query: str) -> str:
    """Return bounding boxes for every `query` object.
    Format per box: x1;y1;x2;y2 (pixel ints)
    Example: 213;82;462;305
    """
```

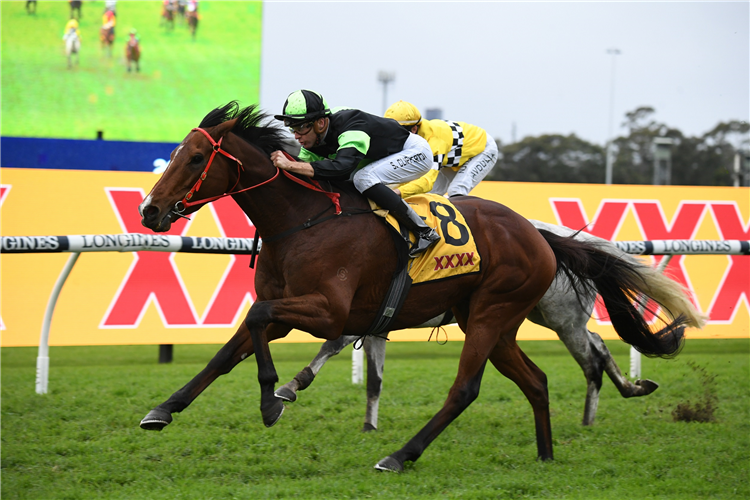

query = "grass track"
1;1;262;142
2;339;748;499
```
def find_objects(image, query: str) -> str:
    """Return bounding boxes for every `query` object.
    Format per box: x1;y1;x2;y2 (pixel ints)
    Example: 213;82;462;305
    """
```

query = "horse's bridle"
172;127;280;218
171;127;341;220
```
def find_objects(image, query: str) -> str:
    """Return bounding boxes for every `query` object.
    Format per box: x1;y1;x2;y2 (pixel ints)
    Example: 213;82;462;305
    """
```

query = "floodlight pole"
378;71;395;115
605;48;621;185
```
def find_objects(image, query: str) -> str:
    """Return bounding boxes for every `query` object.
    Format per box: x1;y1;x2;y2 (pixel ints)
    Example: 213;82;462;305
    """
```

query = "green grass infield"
2;338;748;499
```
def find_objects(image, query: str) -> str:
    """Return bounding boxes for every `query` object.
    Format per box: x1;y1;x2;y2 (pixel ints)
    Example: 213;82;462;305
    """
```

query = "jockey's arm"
270;151;314;177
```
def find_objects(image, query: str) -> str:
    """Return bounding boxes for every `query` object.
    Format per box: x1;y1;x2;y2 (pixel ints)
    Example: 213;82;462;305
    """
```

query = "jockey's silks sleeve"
303;108;410;181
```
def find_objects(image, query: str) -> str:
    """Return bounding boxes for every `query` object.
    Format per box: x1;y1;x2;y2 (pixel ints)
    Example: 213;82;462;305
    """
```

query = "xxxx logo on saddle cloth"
372;193;481;284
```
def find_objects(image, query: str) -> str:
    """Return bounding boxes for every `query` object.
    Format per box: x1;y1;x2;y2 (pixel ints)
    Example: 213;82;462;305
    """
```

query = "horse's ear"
212;119;237;140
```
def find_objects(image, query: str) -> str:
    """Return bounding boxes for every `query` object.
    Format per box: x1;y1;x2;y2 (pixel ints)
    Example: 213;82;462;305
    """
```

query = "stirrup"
409;228;440;258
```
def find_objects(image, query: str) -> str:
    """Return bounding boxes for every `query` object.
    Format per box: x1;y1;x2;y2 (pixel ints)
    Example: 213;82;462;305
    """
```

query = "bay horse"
161;0;175;30
100;25;114;57
187;10;198;40
276;219;706;429
125;35;140;73
138;102;688;472
69;0;82;20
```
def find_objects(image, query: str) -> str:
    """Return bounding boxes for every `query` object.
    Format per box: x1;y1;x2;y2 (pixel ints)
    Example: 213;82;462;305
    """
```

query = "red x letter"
101;189;198;327
201;197;258;325
708;203;749;322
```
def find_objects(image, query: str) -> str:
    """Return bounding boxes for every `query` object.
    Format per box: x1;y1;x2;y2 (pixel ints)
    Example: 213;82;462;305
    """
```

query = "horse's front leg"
243;294;350;427
140;321;290;431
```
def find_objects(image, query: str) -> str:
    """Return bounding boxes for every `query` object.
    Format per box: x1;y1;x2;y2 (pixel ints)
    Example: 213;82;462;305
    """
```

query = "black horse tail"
538;228;690;359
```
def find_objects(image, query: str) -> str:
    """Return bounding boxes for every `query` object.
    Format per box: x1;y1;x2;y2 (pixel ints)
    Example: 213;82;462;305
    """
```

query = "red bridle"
174;127;280;214
172;127;341;217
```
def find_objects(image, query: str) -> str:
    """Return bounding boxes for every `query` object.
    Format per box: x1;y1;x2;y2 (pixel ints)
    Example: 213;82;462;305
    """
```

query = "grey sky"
259;1;749;146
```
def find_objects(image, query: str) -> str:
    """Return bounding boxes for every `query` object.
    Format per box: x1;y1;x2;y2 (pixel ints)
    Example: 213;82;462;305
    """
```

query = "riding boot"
363;184;441;258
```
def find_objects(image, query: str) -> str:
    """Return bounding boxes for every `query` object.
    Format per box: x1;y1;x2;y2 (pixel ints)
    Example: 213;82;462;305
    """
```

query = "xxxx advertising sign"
1;167;748;346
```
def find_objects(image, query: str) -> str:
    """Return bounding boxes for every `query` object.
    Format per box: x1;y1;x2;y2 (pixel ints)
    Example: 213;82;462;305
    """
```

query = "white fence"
1;234;260;394
1;234;747;393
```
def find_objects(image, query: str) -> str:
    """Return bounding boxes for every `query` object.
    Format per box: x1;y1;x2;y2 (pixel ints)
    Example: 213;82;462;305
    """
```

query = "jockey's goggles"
288;121;314;135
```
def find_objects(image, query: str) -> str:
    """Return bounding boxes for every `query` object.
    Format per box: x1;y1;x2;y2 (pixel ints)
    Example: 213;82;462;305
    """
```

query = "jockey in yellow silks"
385;101;498;199
63;18;80;40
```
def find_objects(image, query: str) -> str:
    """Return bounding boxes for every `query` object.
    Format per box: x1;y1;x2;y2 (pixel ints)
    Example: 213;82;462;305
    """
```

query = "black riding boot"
363;184;440;258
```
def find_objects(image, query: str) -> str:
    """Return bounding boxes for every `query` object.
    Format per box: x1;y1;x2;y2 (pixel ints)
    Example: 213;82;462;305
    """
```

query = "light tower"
377;71;395;115
605;48;621;184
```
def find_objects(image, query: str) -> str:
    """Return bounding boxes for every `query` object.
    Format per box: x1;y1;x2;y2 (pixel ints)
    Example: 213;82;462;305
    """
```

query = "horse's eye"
191;154;204;164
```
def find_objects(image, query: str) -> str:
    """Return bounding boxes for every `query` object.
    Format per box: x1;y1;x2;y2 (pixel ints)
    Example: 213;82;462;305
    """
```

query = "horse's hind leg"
363;334;387;431
528;282;606;426
488;340;554;460
373;301;525;472
274;335;357;402
374;330;492;472
589;331;659;398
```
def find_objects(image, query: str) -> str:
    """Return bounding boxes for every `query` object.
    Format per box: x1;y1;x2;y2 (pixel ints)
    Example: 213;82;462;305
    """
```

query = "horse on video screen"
161;0;175;30
126;33;140;72
137;102;689;472
184;0;199;39
100;9;116;57
69;0;82;20
63;27;80;69
275;219;706;430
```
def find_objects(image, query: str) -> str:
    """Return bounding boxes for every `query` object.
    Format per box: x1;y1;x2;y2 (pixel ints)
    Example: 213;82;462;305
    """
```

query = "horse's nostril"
142;204;160;220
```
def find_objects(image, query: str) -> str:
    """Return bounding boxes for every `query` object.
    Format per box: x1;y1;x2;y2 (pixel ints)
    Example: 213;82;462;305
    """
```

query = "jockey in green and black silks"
270;89;440;258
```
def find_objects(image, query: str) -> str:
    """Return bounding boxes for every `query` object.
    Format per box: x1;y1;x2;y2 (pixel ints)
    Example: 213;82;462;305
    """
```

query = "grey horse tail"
537;228;686;359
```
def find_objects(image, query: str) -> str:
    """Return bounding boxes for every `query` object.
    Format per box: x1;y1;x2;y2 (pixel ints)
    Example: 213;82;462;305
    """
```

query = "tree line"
486;106;750;186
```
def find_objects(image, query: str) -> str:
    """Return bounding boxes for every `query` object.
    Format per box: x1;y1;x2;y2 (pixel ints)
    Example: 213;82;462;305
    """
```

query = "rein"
172;127;342;218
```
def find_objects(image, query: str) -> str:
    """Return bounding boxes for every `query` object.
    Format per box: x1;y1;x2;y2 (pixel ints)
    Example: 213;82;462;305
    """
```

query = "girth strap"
356;223;413;345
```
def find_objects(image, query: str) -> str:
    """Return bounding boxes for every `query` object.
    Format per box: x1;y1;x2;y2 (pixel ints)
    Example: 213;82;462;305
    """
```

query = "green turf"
1;1;262;142
2;339;748;499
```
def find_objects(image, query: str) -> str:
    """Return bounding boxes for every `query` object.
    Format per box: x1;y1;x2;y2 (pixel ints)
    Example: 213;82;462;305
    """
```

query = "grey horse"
275;220;707;428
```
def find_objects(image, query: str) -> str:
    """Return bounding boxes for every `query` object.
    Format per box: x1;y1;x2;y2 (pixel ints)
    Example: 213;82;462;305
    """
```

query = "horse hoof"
140;408;172;431
262;398;285;428
362;423;377;432
274;386;297;402
374;456;403;472
635;379;659;395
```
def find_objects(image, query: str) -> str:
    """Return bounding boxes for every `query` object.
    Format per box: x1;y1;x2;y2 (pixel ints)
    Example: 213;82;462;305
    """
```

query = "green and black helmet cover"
274;89;331;126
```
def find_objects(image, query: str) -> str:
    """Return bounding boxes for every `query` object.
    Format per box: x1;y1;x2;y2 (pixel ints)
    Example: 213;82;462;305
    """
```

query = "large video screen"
1;1;262;143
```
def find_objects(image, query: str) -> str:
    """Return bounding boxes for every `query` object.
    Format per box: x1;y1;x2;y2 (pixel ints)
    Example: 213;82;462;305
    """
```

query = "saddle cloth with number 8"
371;193;482;285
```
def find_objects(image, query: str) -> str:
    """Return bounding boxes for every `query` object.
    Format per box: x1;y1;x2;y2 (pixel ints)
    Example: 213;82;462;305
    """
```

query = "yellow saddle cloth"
370;193;481;285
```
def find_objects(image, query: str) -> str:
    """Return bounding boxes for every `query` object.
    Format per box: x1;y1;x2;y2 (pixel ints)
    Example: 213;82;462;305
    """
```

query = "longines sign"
1;169;748;345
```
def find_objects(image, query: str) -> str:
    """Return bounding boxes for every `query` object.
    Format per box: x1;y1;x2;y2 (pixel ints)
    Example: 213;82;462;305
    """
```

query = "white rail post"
630;254;673;380
36;252;80;394
352;344;364;384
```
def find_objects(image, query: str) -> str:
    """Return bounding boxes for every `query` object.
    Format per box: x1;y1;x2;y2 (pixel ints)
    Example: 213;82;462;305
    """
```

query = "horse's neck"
229;140;340;240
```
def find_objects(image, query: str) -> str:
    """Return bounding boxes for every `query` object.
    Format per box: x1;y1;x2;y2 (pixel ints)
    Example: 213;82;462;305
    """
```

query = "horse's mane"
199;101;290;156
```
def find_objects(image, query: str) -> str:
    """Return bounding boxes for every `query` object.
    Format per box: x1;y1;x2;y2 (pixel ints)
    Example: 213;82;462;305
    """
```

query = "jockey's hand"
270;150;293;169
271;151;314;177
